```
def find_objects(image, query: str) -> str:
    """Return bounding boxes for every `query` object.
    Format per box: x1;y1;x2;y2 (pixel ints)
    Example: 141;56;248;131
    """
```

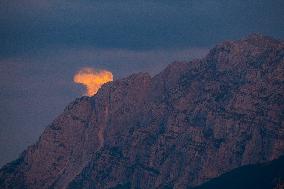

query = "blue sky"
0;0;284;166
1;0;284;55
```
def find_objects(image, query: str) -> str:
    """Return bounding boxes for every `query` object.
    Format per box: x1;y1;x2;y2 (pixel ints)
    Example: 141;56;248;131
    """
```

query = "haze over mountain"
0;34;283;189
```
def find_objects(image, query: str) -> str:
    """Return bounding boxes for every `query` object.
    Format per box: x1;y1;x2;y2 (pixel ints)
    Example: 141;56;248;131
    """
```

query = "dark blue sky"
1;0;284;55
0;0;284;167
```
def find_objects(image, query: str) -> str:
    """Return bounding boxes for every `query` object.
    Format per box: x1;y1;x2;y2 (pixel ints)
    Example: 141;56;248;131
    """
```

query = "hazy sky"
0;0;284;167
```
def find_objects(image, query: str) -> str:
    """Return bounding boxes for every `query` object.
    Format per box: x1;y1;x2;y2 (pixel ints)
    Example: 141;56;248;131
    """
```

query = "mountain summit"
1;34;284;189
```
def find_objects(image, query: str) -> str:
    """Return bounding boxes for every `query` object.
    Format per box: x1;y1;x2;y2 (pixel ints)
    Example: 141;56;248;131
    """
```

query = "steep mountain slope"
193;155;284;189
0;34;284;189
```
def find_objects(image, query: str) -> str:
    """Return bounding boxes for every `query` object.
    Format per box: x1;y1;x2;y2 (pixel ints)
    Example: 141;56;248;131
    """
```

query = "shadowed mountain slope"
192;155;284;189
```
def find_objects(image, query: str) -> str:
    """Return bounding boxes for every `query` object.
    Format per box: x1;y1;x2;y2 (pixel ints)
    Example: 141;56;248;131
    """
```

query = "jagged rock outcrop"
0;34;284;189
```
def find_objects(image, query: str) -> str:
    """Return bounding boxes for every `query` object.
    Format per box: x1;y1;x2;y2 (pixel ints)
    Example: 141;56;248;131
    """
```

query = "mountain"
192;155;284;189
0;34;284;189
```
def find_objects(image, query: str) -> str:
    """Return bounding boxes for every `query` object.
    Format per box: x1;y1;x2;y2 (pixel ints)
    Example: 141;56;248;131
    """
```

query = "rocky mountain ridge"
0;34;283;189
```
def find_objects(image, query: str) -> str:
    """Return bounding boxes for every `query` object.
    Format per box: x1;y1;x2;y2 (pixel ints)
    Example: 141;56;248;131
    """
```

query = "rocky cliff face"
0;34;284;189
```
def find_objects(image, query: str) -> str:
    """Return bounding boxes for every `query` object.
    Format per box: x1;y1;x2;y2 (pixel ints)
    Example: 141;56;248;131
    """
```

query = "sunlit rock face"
0;34;284;189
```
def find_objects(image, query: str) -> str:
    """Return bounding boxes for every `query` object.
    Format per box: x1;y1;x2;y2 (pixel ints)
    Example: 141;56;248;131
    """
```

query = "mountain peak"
1;34;283;189
244;33;281;43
